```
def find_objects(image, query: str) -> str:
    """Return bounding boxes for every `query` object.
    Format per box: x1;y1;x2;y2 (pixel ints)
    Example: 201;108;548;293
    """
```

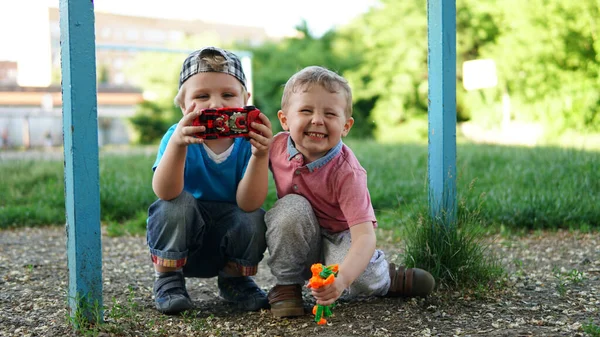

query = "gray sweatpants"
265;194;391;300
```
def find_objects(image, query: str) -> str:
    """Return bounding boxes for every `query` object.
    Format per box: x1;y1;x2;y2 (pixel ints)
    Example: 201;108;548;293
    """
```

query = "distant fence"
0;107;134;149
0;86;142;148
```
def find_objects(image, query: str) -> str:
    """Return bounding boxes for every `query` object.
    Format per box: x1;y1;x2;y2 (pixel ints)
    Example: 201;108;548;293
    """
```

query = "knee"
265;194;316;234
148;191;196;228
266;194;312;226
164;191;196;209
276;194;312;210
233;209;267;245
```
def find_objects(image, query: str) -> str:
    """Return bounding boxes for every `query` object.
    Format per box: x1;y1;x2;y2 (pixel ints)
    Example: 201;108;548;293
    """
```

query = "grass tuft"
400;190;504;290
583;319;600;337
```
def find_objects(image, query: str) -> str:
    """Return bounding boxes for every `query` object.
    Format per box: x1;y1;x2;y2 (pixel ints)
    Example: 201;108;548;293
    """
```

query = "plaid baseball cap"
178;47;247;90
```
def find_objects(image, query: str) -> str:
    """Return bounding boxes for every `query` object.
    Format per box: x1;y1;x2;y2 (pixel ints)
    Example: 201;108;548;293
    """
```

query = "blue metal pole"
427;0;457;225
60;0;103;322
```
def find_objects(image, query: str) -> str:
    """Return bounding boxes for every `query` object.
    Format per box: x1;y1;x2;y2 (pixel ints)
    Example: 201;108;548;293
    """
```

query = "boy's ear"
342;117;354;137
277;110;289;131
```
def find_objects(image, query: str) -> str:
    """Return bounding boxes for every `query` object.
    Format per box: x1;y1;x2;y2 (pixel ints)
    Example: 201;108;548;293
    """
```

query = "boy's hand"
172;102;206;147
310;276;347;306
247;113;272;158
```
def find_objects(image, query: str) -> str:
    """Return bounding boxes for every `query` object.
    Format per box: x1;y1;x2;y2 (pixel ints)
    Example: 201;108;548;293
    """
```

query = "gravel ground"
1;227;599;337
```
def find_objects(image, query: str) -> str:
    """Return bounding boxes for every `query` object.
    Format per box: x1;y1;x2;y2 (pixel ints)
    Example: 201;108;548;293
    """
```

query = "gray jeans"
147;191;266;278
265;194;390;300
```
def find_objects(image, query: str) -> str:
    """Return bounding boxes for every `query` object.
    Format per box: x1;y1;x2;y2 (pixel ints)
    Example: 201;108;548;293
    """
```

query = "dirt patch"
1;227;598;336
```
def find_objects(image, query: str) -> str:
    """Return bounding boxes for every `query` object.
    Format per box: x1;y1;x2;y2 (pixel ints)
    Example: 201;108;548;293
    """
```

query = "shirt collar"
286;134;342;172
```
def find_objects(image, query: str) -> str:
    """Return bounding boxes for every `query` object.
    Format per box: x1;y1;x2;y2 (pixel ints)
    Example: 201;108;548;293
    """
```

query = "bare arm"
236;113;273;211
236;154;270;211
337;222;377;288
152;139;188;200
152;103;205;200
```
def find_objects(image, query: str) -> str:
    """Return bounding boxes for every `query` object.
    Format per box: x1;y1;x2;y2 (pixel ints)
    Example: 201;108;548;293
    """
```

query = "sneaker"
153;271;194;314
217;276;269;311
267;284;305;317
386;263;435;297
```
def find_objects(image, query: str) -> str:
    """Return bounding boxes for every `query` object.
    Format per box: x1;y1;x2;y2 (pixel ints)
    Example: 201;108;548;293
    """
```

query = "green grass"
0;141;598;233
399;196;505;289
552;266;585;297
65;285;214;337
0;152;157;232
346;141;599;231
584;319;600;337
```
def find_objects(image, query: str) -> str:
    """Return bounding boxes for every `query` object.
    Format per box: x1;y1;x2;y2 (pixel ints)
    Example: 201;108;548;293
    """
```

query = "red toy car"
192;105;263;139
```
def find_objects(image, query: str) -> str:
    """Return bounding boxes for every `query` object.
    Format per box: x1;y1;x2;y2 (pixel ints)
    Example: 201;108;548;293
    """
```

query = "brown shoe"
386;263;435;297
268;284;304;317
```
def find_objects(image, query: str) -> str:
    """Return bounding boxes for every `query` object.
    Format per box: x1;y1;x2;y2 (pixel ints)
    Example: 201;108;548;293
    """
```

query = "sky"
58;0;376;37
0;0;376;63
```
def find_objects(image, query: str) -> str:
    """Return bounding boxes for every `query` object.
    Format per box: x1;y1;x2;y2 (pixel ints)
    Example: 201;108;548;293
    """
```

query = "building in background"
0;62;17;85
48;7;267;88
0;4;267;149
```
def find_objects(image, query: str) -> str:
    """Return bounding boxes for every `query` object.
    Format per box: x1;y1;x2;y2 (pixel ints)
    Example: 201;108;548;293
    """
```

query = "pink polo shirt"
269;132;377;233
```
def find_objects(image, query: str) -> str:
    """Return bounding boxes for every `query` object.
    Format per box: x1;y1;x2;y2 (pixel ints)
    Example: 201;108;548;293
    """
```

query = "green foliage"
125;35;222;144
105;210;149;237
347;140;600;230
339;0;429;141
0;153;157;230
65;292;103;335
455;143;600;229
98;64;110;85
552;266;585;297
124;1;599;143
337;0;600;140
126;51;182;144
397;156;505;292
99;154;155;222
400;201;504;289
335;0;504;139
0;161;65;227
584;319;600;337
63;285;214;336
237;21;373;138
1;142;597;233
129;100;176;144
476;0;600;133
127;21;373;143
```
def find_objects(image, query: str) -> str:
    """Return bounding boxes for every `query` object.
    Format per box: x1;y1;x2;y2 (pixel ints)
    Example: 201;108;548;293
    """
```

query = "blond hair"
281;66;353;117
174;53;247;108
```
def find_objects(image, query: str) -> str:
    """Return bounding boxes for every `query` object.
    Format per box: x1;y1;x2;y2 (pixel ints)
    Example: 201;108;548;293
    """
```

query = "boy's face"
278;84;354;163
181;72;248;113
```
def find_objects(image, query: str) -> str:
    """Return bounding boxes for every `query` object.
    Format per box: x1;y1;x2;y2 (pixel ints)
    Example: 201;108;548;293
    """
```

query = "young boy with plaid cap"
265;66;435;317
147;46;273;314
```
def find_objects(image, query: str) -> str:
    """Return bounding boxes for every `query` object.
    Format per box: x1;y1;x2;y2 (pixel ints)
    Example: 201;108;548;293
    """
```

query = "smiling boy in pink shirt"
265;66;435;317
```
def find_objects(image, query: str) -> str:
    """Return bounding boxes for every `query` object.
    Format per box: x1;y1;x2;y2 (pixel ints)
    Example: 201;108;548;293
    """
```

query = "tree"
337;0;599;139
238;21;372;137
479;0;600;132
125;36;221;144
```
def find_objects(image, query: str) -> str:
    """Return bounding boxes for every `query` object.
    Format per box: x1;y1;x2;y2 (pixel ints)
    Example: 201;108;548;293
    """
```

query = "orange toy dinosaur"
307;263;339;325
